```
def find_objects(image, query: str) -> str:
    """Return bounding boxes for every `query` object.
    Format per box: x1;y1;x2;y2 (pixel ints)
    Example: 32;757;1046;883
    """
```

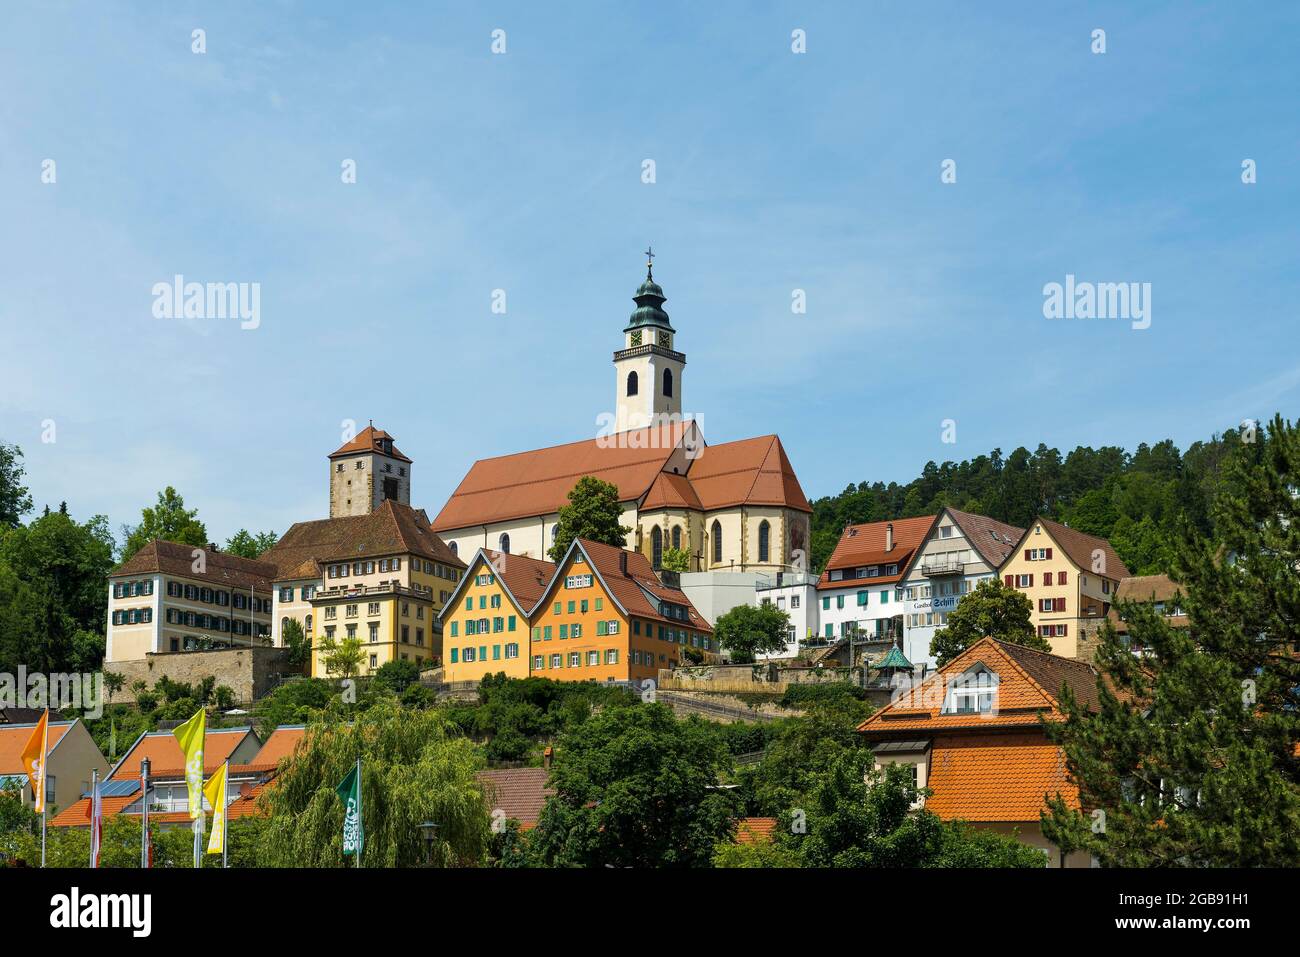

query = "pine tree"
1042;415;1300;866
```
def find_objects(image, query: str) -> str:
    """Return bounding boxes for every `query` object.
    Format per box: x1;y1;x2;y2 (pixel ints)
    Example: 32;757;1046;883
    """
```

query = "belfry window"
627;371;639;396
663;368;673;398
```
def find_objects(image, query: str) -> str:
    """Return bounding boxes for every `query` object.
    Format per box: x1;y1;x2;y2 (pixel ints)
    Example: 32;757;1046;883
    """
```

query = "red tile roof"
564;538;712;632
481;550;557;615
0;721;74;774
431;427;810;532
944;508;1025;568
109;727;258;781
328;425;412;463
735;817;778;845
817;515;936;590
112;540;276;592
924;731;1078;822
477;767;553;826
234;726;306;773
262;499;464;581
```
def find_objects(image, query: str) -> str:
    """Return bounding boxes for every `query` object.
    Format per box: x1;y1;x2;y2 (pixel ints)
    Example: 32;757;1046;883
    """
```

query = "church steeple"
625;246;674;334
613;250;685;432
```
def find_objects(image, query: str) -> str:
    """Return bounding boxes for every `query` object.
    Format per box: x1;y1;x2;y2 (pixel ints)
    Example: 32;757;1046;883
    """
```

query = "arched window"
449;542;458;556
627;371;639;396
663;368;673;397
671;525;682;550
281;617;290;636
551;524;558;543
758;520;771;563
711;520;723;564
651;526;663;570
305;614;312;634
499;533;511;554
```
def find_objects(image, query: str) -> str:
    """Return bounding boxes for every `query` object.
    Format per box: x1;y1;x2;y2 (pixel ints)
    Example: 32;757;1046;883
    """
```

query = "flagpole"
356;757;362;869
39;715;47;868
222;759;229;869
89;769;98;868
140;757;151;869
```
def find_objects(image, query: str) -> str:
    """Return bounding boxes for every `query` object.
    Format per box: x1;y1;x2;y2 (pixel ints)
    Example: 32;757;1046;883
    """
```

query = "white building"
754;571;819;658
814;516;936;644
898;507;1024;669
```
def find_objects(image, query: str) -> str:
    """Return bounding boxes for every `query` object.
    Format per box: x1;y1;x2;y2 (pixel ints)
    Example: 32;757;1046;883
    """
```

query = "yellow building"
526;538;714;684
262;498;464;677
998;517;1129;660
439;549;555;682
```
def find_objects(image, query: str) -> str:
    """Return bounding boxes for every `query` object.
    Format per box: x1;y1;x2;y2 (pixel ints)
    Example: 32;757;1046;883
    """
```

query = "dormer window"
942;665;999;715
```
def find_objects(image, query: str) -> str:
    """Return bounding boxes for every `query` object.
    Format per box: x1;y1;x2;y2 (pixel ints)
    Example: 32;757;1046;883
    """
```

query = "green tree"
0;504;115;673
1042;415;1300;866
713;603;791;664
661;546;690;572
224;529;279;558
548;476;631;562
317;632;363;679
279;618;311;672
929;578;1047;667
0;443;32;530
258;702;492;867
121;487;208;561
529;704;740;867
373;658;420;693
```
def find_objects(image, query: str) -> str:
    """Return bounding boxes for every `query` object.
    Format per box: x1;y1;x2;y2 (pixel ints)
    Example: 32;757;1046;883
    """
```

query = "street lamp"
418;821;440;866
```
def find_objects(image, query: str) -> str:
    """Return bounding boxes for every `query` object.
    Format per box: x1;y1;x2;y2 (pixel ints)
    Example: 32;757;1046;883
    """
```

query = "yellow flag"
172;708;205;820
203;762;227;855
20;709;49;813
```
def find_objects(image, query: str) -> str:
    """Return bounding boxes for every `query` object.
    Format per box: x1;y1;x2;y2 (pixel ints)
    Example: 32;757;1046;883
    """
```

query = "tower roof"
625;252;674;332
328;425;412;463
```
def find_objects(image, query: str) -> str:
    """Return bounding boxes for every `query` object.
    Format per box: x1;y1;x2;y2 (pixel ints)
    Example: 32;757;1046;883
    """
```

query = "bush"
779;682;867;709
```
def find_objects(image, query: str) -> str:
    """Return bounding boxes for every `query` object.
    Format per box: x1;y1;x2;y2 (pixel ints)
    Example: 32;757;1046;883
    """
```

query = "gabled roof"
1006;517;1130;581
262;500;464;581
857;637;1100;736
329;425;411;463
0;720;76;775
1115;574;1183;603
431;423;692;531
943;508;1026;568
477;767;553;827
681;435;811;513
234;726;307;773
112;540;276;592
108;726;260;781
440;549;558;621
817;514;937;590
537;538;713;632
640;472;703;511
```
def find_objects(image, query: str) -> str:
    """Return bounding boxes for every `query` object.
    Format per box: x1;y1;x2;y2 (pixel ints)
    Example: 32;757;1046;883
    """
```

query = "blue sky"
2;1;1298;547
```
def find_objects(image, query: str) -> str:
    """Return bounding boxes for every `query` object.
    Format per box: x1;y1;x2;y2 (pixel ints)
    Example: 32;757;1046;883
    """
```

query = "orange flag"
20;709;49;812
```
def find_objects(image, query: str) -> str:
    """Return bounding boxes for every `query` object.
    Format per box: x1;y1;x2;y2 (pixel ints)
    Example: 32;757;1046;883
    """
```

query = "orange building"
441;549;555;682
857;636;1100;867
527;538;713;684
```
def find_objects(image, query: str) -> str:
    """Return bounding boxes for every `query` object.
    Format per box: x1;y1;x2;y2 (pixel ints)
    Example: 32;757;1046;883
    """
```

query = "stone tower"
328;424;412;518
613;249;685;433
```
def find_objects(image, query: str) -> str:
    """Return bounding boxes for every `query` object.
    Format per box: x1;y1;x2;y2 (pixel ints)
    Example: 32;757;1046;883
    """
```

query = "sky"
1;1;1298;549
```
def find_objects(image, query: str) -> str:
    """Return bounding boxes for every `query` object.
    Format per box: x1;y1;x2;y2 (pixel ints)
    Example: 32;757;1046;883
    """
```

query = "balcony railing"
312;581;433;601
755;570;820;591
920;559;965;577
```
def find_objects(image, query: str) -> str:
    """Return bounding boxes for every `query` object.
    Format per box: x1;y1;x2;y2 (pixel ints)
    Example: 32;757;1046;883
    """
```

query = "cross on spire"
644;245;655;279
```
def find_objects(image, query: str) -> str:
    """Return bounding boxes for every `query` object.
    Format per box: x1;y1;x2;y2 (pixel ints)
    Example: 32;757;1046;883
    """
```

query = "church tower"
328;424;412;518
613;249;685;432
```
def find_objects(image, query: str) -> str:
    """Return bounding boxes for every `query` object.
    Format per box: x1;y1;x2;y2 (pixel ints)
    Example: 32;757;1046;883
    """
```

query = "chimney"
543;746;554;770
885;523;894;552
620;551;628;575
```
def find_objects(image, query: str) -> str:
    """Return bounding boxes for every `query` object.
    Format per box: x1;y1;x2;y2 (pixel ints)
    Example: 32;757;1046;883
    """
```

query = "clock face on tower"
630;330;642;346
658;331;671;348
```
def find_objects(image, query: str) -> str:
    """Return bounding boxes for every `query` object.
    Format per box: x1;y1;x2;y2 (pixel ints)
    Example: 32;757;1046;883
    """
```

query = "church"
431;253;812;621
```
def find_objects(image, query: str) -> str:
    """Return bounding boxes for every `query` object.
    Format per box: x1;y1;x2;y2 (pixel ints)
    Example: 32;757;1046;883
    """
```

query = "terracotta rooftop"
477;767;553;826
233;726;307;773
328;425;412;463
923;731;1079;822
262;499;464;582
479;550;557;615
431;426;809;532
109;727;259;781
818;514;936;590
735;817;778;845
112;540;277;593
556;538;712;632
0;720;74;774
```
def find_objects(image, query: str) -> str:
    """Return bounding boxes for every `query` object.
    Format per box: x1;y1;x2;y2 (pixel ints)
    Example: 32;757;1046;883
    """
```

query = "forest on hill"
809;421;1257;576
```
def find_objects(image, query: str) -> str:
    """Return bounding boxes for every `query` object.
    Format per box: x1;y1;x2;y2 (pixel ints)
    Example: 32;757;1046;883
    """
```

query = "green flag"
336;760;363;859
